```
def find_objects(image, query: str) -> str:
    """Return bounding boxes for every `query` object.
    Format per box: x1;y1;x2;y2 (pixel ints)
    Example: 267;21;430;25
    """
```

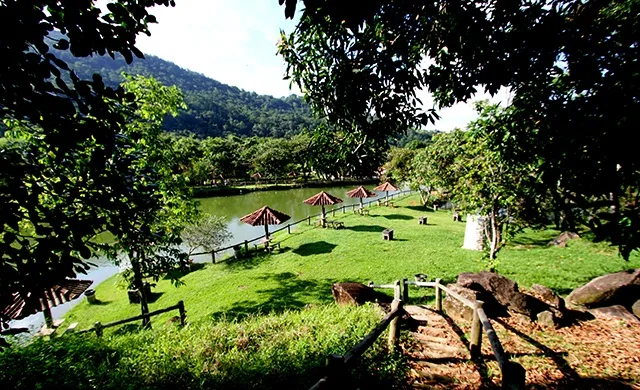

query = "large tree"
0;1;176;325
278;0;640;258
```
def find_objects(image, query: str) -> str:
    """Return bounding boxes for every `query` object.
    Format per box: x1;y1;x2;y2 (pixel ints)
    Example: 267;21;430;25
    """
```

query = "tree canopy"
0;0;179;324
278;0;640;258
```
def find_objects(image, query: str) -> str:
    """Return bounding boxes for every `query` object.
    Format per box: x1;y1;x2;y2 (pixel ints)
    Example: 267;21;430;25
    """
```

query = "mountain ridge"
50;33;315;138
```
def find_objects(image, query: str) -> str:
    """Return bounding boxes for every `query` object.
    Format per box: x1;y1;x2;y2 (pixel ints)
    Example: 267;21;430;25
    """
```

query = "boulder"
632;300;640;319
566;269;640;308
587;305;640;324
442;284;480;322
548;231;580;247
332;282;376;305
457;271;547;318
536;310;560;328
530;284;565;310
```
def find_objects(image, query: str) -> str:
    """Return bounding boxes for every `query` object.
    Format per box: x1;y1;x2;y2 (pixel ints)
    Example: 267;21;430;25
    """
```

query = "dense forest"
49;32;316;138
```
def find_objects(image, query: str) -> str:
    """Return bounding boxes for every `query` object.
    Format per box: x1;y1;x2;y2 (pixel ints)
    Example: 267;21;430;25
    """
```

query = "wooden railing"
308;281;404;390
401;278;526;389
75;301;186;337
193;189;414;262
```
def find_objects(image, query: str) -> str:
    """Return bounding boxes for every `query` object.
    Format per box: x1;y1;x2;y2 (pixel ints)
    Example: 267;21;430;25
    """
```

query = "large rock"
566;269;640;308
632;300;640;319
457;271;547;318
548;231;579;247
442;284;480;322
332;282;377;305
530;284;565;310
587;305;640;324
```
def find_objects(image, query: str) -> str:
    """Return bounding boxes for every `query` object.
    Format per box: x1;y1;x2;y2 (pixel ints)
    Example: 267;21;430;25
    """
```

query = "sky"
134;0;509;131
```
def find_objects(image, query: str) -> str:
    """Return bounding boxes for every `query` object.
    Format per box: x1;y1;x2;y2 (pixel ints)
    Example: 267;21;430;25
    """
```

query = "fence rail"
75;301;186;337
363;277;525;389
193;189;413;262
308;281;404;389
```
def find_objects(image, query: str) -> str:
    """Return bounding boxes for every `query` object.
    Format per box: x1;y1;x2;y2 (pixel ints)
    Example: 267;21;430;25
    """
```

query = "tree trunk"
130;254;151;328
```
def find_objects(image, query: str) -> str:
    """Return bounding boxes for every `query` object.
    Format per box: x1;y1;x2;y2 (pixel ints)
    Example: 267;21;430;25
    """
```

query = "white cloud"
134;0;299;97
125;1;510;129
416;86;511;132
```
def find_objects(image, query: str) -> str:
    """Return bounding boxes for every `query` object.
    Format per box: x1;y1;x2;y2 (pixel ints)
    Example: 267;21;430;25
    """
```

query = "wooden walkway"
403;305;483;389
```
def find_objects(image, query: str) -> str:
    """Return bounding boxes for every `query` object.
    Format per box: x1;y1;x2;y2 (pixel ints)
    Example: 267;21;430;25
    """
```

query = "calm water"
12;184;399;333
196;184;397;257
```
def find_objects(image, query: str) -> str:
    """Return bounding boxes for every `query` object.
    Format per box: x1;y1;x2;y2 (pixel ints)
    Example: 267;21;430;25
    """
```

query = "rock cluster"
566;268;640;323
443;271;566;328
331;282;392;305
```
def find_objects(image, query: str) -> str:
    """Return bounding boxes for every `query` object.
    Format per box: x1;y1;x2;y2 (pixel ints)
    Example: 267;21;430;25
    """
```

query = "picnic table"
354;208;370;216
326;220;345;229
253;238;281;252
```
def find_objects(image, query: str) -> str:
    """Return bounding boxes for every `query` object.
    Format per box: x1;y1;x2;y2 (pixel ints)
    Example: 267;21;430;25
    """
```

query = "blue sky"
135;0;508;131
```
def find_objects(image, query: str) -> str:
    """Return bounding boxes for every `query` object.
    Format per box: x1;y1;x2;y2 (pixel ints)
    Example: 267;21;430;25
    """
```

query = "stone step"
419;341;467;355
416;326;449;338
410;331;450;344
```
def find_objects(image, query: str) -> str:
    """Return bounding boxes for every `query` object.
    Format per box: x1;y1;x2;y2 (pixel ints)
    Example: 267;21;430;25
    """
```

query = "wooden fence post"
470;300;484;359
435;278;442;312
308;216;311;225
402;278;409;302
342;205;345;214
287;224;291;234
211;251;216;264
244;240;249;254
94;321;103;337
326;354;346;386
502;361;526;390
388;280;402;350
178;300;187;326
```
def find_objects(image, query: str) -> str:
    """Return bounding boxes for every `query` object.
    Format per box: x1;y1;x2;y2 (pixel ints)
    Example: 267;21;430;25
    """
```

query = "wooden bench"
418;216;428;225
326;220;344;229
382;229;394;240
360;209;370;216
253;239;281;252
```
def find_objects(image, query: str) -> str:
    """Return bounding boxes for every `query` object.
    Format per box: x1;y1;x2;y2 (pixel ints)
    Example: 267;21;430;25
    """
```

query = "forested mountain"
51;35;315;138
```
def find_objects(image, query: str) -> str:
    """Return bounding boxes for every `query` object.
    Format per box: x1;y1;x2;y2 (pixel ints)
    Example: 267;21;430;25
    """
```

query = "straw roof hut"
346;185;376;209
303;191;343;227
240;206;291;241
1;279;93;327
374;181;399;201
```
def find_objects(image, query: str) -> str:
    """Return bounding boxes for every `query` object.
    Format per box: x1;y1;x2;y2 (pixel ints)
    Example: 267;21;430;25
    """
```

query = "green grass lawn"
65;194;640;330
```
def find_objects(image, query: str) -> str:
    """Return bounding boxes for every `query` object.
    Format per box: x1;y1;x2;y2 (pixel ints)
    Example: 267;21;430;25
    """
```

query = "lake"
12;184;400;334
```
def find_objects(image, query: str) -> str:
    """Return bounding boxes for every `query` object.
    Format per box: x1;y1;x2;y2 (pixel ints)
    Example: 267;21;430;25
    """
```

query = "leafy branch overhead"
278;0;640;259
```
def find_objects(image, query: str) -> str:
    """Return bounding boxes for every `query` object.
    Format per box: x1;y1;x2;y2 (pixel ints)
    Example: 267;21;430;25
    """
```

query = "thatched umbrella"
1;279;93;328
346;185;376;210
240;206;291;242
374;181;399;202
303;191;343;227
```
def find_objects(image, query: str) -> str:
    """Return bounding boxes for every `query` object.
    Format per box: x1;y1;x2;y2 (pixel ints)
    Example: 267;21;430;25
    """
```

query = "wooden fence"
193;189;414;262
385;278;526;389
75;301;186;337
308;281;404;390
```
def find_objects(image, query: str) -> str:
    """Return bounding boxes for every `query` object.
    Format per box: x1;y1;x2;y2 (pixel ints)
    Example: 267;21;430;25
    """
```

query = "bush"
0;304;406;389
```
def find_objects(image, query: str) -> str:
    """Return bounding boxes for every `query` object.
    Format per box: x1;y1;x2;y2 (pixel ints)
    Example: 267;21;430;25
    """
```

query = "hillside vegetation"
49;32;316;138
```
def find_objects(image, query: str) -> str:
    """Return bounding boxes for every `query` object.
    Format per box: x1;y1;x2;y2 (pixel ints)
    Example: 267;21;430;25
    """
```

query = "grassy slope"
66;195;640;330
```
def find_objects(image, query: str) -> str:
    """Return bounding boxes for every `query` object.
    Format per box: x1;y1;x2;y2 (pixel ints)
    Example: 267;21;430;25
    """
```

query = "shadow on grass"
147;291;163;303
382;214;414;221
87;299;112;306
346;225;387;233
164;263;206;280
494;317;580;382
292;241;337;256
510;236;553;248
404;205;434;213
223;252;272;271
210;272;336;321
